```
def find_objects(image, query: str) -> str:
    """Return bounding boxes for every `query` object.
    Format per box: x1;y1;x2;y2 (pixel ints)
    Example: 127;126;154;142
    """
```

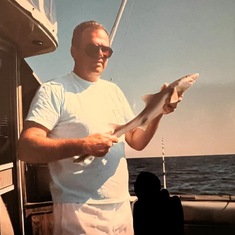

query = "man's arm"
17;121;118;164
125;114;163;151
125;84;182;151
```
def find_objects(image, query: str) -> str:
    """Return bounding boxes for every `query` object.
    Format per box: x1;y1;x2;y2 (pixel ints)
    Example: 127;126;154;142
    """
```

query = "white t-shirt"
26;72;135;204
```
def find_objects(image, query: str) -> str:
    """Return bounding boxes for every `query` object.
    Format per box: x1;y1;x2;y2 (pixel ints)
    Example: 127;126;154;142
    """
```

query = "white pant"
53;200;134;235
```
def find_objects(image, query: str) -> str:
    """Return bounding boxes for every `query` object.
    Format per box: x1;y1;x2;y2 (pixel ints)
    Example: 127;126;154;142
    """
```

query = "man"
18;20;180;235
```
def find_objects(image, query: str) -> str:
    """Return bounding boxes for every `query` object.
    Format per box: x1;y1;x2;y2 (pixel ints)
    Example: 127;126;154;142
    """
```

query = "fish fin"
138;124;148;131
141;92;160;104
109;123;126;137
108;123;122;133
169;87;180;104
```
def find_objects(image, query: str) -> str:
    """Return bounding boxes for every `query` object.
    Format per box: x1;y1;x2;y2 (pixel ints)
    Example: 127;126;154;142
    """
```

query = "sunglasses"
85;43;113;58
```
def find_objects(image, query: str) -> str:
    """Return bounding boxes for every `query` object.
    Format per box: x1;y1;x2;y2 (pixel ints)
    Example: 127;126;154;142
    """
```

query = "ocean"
127;154;235;196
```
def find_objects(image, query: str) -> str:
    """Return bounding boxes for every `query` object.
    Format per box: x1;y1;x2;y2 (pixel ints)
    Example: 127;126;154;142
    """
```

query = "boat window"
26;0;57;23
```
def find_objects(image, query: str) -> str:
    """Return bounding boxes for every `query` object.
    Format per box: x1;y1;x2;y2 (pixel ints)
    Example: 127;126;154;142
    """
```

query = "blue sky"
26;0;235;157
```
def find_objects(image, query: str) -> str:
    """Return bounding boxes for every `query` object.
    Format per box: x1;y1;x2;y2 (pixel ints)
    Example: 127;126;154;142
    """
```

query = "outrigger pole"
161;138;167;189
110;0;127;45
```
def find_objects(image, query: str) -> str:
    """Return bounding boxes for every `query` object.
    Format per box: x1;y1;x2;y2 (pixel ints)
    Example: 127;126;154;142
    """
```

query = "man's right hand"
81;132;119;157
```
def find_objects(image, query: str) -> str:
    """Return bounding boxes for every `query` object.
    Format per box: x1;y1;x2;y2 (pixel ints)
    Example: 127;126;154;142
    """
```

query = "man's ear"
70;46;77;59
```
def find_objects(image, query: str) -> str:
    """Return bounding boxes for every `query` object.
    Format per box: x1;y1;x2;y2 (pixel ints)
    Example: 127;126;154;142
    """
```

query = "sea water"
127;154;235;196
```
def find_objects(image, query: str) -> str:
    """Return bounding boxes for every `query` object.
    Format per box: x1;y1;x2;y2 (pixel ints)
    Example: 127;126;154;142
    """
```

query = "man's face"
72;28;111;79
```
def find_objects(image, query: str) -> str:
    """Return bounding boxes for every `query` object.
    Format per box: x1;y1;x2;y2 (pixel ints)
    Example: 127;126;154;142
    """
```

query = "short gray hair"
71;20;109;48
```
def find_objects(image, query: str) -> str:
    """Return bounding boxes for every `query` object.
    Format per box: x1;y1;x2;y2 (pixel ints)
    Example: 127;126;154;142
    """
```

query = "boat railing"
179;194;235;202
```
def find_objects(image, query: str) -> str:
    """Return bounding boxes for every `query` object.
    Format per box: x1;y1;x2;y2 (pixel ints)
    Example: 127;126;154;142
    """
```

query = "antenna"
161;137;167;189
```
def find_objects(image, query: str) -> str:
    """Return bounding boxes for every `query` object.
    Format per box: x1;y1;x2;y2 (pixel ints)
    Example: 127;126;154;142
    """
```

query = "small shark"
111;73;199;138
74;73;199;163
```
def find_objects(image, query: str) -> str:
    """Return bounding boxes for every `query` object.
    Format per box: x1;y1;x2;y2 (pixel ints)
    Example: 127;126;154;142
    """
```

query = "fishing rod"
110;0;127;45
161;137;167;189
108;0;128;82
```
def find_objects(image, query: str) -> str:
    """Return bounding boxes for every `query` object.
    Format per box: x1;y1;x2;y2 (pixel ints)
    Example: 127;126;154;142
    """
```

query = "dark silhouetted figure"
133;171;184;235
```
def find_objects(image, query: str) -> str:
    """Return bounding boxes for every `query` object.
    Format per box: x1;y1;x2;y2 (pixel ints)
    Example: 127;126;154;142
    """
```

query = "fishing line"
107;0;136;82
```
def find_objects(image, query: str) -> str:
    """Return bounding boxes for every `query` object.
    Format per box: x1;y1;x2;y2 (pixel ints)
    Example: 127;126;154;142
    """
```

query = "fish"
111;73;199;137
74;73;199;163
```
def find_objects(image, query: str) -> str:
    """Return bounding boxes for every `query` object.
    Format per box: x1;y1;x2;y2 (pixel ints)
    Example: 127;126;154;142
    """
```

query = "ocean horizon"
127;154;235;196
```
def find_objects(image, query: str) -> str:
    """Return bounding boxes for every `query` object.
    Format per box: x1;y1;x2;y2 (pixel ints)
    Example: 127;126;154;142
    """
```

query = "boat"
0;0;235;234
0;0;57;234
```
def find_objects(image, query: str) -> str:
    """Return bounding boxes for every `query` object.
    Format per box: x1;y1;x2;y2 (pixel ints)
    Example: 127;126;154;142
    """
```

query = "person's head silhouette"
134;171;161;200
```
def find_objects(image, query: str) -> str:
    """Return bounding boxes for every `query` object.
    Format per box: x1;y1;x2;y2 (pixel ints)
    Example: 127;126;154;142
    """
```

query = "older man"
18;20;179;235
